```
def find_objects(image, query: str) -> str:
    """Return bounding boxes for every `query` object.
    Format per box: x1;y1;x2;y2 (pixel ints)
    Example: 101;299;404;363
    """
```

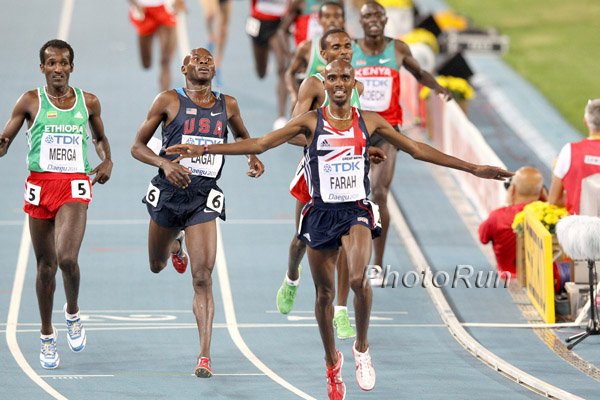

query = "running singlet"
313;73;361;108
294;0;323;45
160;88;229;182
304;107;371;203
351;39;403;126
304;40;326;77
26;87;91;173
251;0;288;19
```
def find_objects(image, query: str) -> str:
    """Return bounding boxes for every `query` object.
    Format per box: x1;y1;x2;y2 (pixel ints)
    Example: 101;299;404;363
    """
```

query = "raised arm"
224;95;264;177
85;92;113;184
0;91;37;157
365;111;512;179
396;40;452;101
285;40;312;106
166;111;316;158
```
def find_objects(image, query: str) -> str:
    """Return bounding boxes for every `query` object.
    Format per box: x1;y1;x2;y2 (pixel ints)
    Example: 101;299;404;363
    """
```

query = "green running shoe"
276;266;301;314
333;309;356;340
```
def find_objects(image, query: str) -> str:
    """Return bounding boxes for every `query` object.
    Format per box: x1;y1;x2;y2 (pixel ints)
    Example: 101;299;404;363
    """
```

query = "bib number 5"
71;180;92;200
24;182;42;206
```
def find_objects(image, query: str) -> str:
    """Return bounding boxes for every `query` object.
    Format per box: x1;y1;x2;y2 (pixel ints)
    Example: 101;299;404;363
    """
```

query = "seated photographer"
479;166;546;277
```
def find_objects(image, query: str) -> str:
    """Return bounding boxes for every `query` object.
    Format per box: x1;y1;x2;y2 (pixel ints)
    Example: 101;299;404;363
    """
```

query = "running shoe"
352;342;376;391
195;356;212;378
171;230;189;274
40;327;59;369
326;350;346;400
64;303;86;352
333;309;356;340
276;266;301;314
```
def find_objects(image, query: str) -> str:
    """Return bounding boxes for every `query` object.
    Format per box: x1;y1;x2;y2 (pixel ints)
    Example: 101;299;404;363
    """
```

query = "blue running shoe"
64;303;86;352
40;327;59;369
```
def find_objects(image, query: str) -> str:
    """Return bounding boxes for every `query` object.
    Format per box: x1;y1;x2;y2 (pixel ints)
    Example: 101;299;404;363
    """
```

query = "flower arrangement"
401;28;439;53
419;75;475;101
511;201;569;235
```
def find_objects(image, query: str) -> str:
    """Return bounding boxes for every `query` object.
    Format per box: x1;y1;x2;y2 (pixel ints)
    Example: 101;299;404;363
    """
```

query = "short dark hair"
319;1;345;19
320;28;349;50
39;39;74;64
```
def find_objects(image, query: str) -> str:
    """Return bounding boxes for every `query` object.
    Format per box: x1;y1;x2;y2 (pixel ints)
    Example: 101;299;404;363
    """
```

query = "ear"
39;64;44;73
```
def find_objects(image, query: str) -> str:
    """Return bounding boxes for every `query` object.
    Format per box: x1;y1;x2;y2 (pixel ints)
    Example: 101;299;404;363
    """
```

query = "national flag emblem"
47;111;57;118
186;108;197;115
74;111;84;119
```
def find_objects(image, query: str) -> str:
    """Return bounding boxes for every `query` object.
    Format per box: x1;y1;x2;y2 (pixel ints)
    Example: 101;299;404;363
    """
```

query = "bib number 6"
71;180;92;200
207;188;224;213
146;183;160;208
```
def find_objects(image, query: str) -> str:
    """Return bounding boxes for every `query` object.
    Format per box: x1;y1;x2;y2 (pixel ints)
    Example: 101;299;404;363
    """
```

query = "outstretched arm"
0;91;36;157
285;40;311;106
85;93;113;185
166;111;315;158
367;112;512;180
225;95;265;177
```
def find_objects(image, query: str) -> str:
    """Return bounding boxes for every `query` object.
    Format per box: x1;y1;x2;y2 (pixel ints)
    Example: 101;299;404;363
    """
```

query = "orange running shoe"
326;350;346;400
195;356;212;378
171;230;188;274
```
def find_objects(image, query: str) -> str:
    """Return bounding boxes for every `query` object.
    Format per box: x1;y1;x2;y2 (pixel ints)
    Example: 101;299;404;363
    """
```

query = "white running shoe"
64;303;86;352
352;342;375;391
40;326;59;369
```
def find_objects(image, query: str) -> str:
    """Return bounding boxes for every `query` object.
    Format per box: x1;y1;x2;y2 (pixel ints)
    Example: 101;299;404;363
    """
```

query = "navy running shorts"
298;199;382;250
142;176;226;229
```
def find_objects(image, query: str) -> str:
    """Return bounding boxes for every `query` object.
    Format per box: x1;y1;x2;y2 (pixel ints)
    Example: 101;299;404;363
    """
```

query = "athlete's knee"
315;285;335;307
290;235;306;254
371;185;389;204
37;261;57;282
192;267;214;290
57;255;78;274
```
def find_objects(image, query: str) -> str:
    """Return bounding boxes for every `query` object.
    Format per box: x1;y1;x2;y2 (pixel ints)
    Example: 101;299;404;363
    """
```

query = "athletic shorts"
246;17;281;48
298;199;382;250
143;176;226;229
23;172;92;220
129;4;176;36
289;158;311;204
370;124;402;148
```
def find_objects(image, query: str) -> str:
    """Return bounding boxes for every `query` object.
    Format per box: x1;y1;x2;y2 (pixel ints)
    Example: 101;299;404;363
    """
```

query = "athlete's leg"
252;40;269;79
199;0;218;47
30;217;58;336
340;225;373;352
138;34;153;69
157;25;177;91
369;142;397;268
268;28;288;118
306;246;339;367
287;199;306;280
186;220;217;359
335;248;350;307
54;202;87;315
147;219;183;273
215;0;232;68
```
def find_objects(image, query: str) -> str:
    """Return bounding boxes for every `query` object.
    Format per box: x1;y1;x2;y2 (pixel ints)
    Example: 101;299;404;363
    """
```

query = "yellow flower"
402;28;439;53
419;75;474;101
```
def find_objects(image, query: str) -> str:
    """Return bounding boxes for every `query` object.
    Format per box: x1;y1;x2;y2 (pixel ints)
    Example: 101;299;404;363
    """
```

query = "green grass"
444;0;600;133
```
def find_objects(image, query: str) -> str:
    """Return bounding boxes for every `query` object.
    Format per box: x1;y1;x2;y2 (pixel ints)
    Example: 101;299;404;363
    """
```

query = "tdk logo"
329;161;361;172
184;137;222;145
53;135;81;145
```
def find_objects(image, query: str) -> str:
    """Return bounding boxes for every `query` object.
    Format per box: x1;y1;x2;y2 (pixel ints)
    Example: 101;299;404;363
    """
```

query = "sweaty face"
184;49;215;82
321;34;353;63
40;47;73;87
319;5;345;31
359;4;386;37
324;64;355;105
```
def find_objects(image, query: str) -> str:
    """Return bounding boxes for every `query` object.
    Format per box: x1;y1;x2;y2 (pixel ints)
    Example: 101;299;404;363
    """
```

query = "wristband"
203;144;209;155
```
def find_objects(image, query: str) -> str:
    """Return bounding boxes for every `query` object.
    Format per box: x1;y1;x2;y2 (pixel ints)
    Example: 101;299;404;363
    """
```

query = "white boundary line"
215;222;317;399
0;218;295;226
5;2;75;399
387;192;584;400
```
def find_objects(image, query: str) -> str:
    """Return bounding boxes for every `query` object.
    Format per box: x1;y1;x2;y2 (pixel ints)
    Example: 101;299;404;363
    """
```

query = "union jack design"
318;108;366;162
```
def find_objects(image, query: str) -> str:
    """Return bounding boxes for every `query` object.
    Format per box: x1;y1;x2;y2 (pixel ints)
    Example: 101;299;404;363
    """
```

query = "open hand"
165;144;203;162
473;165;514;181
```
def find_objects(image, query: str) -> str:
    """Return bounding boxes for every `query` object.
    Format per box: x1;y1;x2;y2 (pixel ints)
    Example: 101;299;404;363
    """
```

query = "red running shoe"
326;350;346;400
195;356;212;378
171;231;188;274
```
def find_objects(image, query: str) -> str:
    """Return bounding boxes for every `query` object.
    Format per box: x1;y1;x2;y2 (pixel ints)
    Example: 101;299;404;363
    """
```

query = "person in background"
479;166;545;278
198;0;232;87
128;0;186;91
548;99;600;215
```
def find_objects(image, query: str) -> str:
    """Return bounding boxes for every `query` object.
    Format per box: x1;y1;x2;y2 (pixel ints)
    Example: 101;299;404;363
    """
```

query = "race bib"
319;155;366;203
255;0;288;16
24;181;41;206
306;13;323;41
146;182;160;208
358;77;393;112
179;135;224;178
245;17;260;37
206;188;224;213
71;179;91;200
39;132;85;173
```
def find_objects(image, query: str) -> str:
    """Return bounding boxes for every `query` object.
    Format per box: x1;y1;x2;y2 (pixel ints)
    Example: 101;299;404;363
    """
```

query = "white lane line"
387;192;584;400
40;375;114;379
6;217;67;399
57;0;74;40
215;222;317;399
0;218;295;226
265;310;408;314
